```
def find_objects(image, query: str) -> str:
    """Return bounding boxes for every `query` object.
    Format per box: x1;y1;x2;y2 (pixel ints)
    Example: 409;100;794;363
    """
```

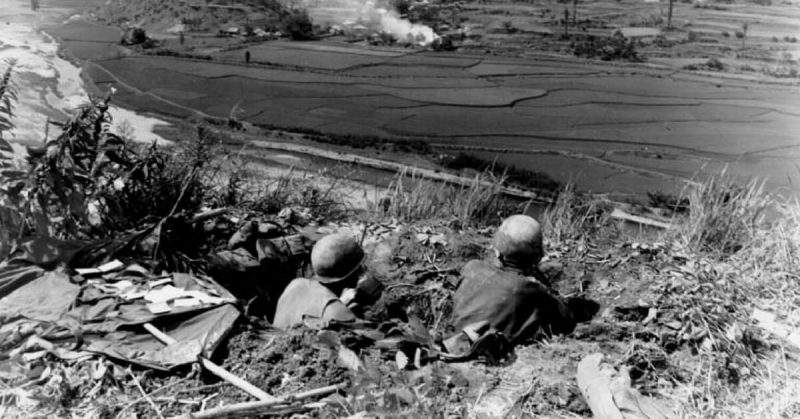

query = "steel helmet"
493;214;544;264
311;233;365;284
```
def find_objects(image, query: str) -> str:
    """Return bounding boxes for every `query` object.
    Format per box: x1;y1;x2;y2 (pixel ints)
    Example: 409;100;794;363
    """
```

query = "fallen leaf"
396;351;409;370
338;346;362;371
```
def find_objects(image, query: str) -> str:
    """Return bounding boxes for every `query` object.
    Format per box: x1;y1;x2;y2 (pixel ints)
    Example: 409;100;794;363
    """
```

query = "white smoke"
301;0;439;46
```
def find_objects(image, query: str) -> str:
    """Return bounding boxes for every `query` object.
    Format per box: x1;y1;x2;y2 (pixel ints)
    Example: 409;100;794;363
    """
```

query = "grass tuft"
677;169;770;255
380;168;515;227
541;182;610;246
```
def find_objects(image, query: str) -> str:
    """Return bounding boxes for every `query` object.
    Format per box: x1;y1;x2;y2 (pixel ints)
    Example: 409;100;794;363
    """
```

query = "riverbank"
24;0;800;201
0;0;170;161
53;18;800;198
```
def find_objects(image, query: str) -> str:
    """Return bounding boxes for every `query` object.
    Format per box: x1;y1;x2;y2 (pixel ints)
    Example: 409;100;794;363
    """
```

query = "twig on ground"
190;208;228;224
115;372;195;418
128;367;165;419
200;393;219;412
174;383;346;419
143;323;277;402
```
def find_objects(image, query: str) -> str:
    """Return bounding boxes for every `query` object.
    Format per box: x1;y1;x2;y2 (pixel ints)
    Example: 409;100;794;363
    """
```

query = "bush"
722;31;730;37
439;152;560;193
707;57;724;70
502;20;517;34
392;0;412;15
735;30;744;39
0;87;219;241
281;9;315;40
683;57;726;72
571;30;642;62
98;128;218;231
126;27;147;45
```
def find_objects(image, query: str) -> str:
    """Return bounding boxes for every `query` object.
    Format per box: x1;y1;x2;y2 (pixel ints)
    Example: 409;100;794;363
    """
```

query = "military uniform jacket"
452;259;575;344
273;278;355;329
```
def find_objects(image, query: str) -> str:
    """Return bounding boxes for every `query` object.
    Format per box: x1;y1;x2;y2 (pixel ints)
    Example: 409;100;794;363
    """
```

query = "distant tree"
572;0;578;25
392;0;412;15
741;22;748;48
667;0;674;29
281;9;315;41
564;8;570;37
122;27;148;46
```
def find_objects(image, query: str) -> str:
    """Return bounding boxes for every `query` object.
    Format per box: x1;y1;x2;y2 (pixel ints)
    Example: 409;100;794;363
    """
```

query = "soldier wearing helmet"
450;215;579;345
273;233;375;329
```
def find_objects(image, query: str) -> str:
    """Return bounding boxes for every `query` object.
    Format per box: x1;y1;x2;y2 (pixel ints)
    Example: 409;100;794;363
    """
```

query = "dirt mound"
218;324;351;400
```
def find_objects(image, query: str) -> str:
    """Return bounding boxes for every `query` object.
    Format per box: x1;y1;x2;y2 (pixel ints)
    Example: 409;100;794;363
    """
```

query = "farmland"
47;0;800;197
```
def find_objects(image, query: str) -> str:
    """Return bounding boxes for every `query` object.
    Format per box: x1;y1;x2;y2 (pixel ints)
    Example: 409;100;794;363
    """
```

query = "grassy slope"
96;0;286;32
5;149;799;417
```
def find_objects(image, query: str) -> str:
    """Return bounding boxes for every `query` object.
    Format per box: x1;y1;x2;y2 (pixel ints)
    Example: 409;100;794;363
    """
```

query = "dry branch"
143;323;278;402
610;208;672;230
174;383;346;419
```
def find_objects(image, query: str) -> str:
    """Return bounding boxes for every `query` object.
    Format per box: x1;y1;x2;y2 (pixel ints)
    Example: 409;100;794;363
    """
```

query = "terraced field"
80;37;800;196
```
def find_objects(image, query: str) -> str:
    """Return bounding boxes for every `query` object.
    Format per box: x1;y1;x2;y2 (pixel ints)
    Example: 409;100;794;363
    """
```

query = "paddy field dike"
45;0;800;197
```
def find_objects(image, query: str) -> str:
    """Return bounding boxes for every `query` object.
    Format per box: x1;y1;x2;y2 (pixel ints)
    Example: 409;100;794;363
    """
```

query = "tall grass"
677;170;771;255
0;59;17;147
380;168;513;227
210;155;348;220
541;182;609;246
660;171;800;417
0;59;19;258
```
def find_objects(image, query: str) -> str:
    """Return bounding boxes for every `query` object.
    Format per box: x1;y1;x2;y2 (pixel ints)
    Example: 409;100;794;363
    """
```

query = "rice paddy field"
49;0;800;197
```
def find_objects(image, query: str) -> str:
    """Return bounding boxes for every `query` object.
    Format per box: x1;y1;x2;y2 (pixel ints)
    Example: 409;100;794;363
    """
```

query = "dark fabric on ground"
0;264;240;370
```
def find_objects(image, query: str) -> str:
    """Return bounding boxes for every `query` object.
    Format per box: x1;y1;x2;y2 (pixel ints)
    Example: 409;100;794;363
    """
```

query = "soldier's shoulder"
283;277;318;293
461;259;495;274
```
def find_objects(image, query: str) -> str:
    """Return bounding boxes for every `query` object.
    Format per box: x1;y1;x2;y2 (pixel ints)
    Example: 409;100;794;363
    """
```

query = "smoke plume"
300;0;439;46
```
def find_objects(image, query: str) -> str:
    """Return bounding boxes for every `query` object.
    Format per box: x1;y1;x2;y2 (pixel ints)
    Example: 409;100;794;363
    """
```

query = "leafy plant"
0;59;17;167
0;59;23;258
0;84;215;246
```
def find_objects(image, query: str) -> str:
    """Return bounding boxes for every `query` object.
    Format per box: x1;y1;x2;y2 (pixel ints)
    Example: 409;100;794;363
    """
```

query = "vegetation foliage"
676;170;770;254
2;58;800;418
571;30;642;62
380;167;515;227
281;9;315;41
439;152;561;194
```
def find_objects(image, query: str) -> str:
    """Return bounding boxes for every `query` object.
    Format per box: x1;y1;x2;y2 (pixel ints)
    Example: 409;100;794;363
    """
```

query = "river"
0;0;169;162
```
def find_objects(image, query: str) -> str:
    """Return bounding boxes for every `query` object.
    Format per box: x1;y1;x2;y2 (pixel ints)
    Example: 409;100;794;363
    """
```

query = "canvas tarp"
0;264;240;371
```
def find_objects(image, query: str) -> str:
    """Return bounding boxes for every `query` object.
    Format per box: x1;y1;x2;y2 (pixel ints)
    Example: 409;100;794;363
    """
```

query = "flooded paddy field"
29;0;800;197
